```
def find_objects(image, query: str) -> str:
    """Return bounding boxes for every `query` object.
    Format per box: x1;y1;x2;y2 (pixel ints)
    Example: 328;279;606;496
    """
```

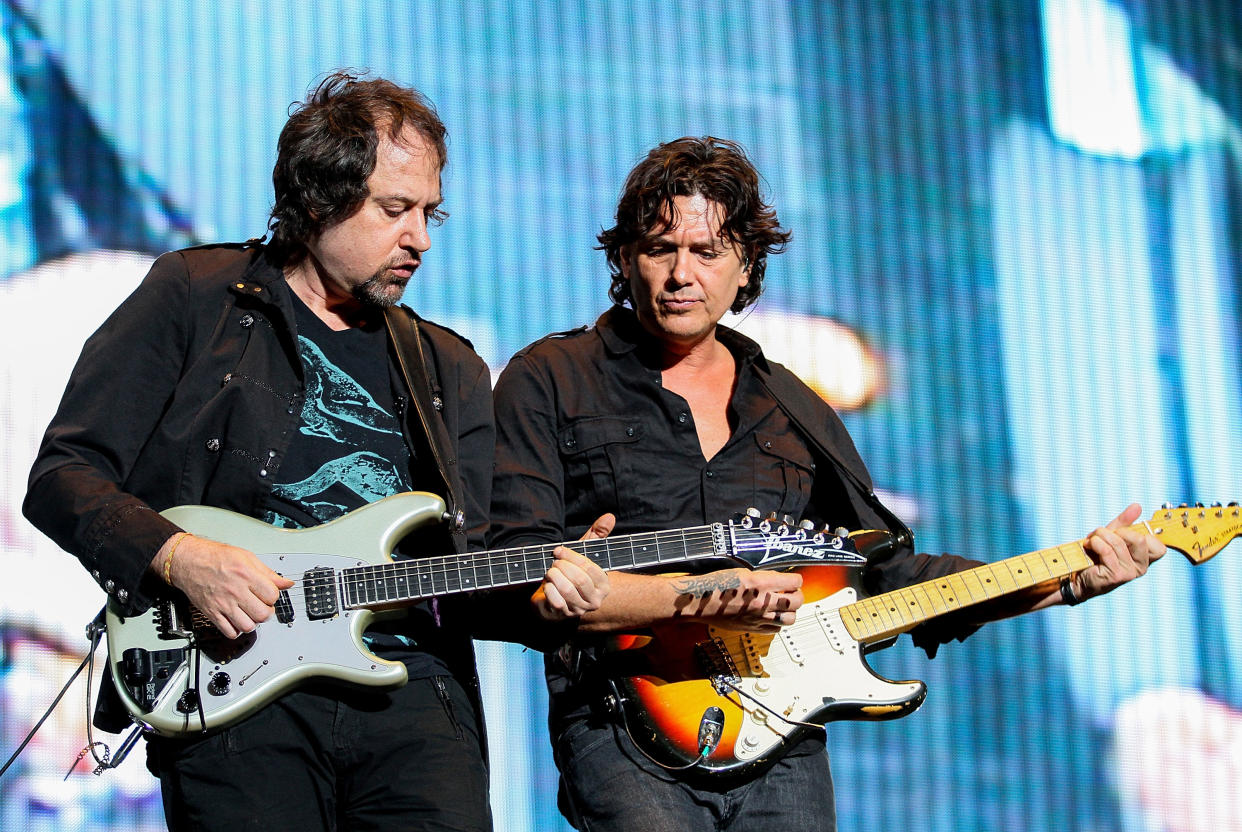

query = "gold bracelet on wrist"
163;532;191;586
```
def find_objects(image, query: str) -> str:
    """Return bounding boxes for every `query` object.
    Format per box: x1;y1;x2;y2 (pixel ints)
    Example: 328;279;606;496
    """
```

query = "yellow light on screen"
725;310;883;411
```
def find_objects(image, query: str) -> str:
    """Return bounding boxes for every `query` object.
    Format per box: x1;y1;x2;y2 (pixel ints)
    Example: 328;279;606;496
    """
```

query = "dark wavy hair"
598;137;790;313
266;70;448;265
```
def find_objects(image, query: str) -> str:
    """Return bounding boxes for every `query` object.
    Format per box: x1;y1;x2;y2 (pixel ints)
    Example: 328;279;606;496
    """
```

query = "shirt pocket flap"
753;430;816;471
558;417;643;456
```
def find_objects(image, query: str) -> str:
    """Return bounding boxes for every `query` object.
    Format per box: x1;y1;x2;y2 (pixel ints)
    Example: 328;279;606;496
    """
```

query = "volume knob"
207;672;231;697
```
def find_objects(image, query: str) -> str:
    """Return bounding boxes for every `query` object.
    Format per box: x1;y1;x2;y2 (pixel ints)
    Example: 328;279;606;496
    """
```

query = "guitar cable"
0;607;145;781
713;675;828;734
616;705;727;772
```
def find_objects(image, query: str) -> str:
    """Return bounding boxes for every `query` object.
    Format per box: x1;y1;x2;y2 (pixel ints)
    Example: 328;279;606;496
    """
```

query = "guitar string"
179;526;854;622
333;529;725;605
236;529;725;605
226;529;844;605
326;525;855;606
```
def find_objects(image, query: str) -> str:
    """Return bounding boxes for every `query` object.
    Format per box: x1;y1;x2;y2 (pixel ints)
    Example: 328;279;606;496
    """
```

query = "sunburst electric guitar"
604;503;1242;779
106;493;877;736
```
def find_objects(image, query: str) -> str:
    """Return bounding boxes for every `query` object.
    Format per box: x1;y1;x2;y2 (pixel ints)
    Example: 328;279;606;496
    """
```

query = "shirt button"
625;427;635;437
103;579;115;592
239;314;254;328
222;373;233;386
564;437;576;449
259;469;268;478
706;470;715;478
677;412;688;424
205;438;221;452
117;588;129;603
267;449;277;458
764;441;772;449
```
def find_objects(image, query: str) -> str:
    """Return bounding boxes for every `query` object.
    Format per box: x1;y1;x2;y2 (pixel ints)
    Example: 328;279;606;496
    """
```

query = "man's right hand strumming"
151;533;295;639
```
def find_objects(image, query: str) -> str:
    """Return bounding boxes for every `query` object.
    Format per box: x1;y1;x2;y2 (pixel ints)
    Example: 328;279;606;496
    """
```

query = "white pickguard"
715;587;925;761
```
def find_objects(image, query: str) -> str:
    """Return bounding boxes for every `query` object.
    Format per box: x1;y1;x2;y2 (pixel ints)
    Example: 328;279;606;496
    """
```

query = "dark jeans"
148;675;492;832
554;717;836;832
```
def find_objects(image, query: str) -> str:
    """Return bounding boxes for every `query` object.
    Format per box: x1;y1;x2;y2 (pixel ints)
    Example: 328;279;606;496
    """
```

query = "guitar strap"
756;373;915;549
384;305;462;531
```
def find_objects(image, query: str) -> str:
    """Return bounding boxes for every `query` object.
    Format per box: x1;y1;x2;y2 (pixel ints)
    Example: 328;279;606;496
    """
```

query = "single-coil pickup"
778;628;805;665
815;606;847;654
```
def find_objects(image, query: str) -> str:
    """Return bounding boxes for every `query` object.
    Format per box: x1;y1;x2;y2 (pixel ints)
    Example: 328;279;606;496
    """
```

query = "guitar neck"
339;525;722;608
839;536;1099;644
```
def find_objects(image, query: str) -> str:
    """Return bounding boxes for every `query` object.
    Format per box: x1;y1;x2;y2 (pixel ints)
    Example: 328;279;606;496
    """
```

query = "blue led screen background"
1;1;1239;830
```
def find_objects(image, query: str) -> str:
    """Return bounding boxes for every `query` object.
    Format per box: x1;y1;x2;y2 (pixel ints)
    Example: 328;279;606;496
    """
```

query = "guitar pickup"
303;567;339;619
274;589;294;624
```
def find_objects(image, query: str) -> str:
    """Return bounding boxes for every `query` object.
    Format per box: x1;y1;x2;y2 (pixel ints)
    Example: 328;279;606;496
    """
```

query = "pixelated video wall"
2;1;1240;830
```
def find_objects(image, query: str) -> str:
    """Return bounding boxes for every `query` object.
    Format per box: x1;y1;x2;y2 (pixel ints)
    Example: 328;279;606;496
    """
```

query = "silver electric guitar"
106;492;877;736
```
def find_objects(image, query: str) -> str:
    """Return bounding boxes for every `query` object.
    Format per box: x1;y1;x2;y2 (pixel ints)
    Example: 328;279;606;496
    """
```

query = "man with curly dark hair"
25;70;606;831
488;136;1163;830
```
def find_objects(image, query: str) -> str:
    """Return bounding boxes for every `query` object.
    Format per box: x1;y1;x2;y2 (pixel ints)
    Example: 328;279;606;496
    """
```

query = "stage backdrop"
2;1;1239;830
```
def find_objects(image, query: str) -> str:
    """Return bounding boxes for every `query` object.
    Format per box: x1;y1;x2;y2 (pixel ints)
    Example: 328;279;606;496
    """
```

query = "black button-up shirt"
490;306;982;676
490;307;823;550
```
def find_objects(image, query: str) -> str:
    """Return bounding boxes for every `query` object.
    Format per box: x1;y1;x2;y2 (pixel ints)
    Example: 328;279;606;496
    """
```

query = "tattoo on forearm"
671;574;742;598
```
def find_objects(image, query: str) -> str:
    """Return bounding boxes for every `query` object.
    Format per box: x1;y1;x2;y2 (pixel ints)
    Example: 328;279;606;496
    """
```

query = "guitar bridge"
694;637;740;695
154;598;192;639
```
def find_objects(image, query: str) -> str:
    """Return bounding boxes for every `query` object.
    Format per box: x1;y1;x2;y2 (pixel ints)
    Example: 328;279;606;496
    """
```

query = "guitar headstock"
1149;503;1242;564
721;509;895;569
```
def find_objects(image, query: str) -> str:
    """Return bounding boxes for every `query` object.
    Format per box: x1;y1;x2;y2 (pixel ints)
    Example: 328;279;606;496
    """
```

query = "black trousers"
148;675;492;832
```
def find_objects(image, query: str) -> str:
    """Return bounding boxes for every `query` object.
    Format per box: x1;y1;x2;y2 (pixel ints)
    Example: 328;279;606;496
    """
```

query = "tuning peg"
745;507;762;518
798;519;815;530
834;527;849;538
1161;502;1174;509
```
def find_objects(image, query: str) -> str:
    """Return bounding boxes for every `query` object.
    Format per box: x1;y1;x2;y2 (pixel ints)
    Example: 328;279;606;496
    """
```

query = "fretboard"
839;540;1096;643
339;525;723;608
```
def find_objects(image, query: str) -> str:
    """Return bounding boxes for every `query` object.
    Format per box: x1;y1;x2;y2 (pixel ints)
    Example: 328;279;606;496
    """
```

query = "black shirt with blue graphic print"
266;293;446;673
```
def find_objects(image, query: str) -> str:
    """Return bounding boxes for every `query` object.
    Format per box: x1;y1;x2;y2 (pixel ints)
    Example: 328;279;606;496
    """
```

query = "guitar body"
605;503;1240;778
106;492;446;736
607;565;927;778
